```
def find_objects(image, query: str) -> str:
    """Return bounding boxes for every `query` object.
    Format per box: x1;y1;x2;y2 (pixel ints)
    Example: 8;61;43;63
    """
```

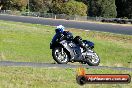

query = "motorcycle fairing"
60;40;82;61
83;40;94;48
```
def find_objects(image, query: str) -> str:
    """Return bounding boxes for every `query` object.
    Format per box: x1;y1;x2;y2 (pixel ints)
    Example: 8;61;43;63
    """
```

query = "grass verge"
0;67;132;88
0;20;132;68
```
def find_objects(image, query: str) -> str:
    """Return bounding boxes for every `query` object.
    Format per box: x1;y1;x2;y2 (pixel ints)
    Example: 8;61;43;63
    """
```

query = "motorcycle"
50;29;100;66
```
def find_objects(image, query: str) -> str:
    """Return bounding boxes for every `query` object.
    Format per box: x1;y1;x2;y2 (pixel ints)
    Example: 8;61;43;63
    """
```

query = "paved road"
0;61;132;71
0;14;132;35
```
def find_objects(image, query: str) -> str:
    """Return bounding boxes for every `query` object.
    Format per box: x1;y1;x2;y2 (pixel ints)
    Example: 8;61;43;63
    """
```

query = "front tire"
86;52;100;66
52;47;69;64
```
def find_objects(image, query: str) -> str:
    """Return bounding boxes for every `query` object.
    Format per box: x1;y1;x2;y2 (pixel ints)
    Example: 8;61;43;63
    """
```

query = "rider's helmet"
55;25;65;33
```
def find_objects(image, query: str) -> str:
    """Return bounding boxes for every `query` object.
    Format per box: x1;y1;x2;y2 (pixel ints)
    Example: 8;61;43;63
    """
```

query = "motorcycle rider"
53;25;88;52
52;25;73;42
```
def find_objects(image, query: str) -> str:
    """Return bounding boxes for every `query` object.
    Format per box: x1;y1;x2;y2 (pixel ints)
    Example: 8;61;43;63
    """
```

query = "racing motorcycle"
50;28;100;66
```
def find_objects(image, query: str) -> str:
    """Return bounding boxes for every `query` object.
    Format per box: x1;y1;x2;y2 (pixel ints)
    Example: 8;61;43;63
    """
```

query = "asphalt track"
0;61;132;71
0;14;132;35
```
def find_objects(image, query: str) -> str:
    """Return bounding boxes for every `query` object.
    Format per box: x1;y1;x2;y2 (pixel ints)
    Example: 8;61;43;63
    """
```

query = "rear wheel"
52;47;69;64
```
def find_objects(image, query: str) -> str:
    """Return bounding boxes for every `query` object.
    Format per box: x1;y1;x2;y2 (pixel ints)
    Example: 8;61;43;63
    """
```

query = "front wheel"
86;51;100;66
52;47;69;64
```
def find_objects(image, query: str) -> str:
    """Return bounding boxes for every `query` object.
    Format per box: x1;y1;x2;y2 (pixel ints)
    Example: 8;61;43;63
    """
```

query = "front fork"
61;48;64;55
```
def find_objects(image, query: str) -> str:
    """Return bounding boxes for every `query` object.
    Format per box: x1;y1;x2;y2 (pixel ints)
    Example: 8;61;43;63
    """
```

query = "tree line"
0;0;132;18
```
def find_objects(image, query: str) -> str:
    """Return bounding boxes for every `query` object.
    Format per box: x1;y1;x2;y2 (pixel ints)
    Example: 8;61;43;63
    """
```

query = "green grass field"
0;20;132;67
0;67;132;88
0;20;132;88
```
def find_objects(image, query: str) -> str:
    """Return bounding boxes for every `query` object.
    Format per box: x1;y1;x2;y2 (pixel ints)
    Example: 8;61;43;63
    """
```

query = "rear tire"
52;47;69;64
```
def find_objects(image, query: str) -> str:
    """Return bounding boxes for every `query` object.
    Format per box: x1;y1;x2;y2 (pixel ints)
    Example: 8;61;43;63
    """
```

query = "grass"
0;20;132;68
0;67;131;88
0;20;132;88
0;21;54;63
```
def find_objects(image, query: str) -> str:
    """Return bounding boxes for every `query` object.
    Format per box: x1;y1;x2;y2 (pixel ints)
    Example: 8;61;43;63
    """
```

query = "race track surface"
0;14;132;35
0;61;132;71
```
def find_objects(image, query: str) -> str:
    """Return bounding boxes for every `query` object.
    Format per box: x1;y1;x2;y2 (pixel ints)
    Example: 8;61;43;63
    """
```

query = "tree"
75;0;88;4
50;0;64;14
11;0;28;11
30;0;52;12
51;0;87;15
89;0;117;18
116;0;132;18
0;0;9;10
0;0;28;11
61;0;87;16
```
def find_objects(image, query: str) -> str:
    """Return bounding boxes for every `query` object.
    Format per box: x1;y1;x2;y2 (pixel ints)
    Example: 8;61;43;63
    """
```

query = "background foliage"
0;0;132;18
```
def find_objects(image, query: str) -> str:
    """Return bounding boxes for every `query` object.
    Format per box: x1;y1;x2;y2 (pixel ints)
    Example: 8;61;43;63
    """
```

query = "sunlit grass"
0;20;132;68
0;67;131;88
